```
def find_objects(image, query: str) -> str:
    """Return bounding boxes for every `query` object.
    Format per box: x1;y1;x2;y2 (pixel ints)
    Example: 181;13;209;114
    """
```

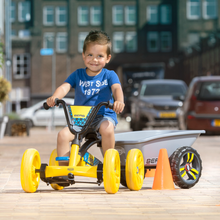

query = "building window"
147;5;158;24
18;1;31;22
90;6;102;25
113;32;124;53
160;5;172;24
187;0;201;19
43;6;54;25
203;0;217;19
78;32;88;53
147;32;159;52
125;5;136;25
11;30;16;38
44;33;55;49
126;32;137;52
78;6;89;26
56;6;67;25
56;33;67;52
18;30;30;38
13;54;31;79
112;5;123;25
161;32;172;52
10;1;16;22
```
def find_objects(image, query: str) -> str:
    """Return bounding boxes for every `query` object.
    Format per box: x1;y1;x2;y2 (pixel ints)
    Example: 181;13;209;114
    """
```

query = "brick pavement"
0;126;220;220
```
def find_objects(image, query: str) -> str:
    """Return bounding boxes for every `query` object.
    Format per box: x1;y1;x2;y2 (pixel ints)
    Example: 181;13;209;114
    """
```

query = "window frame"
147;32;159;52
112;5;124;25
13;53;31;79
113;32;124;53
18;1;31;22
125;5;136;25
203;0;217;19
78;32;89;53
78;6;89;26
125;32;137;52
187;0;201;20
160;4;172;24
147;5;158;24
90;6;102;26
43;32;55;49
56;32;68;53
43;6;54;26
18;30;30;38
56;6;67;26
160;32;172;52
10;1;16;22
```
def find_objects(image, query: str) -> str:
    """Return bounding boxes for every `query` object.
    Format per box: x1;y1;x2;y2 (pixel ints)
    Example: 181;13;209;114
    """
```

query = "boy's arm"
47;82;71;107
111;83;125;114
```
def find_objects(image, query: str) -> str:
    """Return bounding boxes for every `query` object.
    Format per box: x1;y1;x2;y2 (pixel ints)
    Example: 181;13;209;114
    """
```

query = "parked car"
177;76;220;134
19;98;74;126
130;79;187;131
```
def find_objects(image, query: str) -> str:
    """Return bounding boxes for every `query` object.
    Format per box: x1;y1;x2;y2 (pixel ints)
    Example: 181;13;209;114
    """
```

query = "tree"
0;41;11;103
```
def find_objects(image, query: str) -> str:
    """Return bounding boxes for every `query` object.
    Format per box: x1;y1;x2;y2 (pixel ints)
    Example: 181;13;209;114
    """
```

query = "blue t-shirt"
65;68;121;124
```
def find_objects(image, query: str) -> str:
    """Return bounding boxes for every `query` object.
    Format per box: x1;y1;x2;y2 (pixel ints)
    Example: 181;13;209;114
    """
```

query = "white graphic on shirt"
79;79;107;96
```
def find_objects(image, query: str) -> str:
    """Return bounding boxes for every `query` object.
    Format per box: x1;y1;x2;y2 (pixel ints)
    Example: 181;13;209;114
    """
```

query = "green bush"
0;77;11;103
4;112;21;120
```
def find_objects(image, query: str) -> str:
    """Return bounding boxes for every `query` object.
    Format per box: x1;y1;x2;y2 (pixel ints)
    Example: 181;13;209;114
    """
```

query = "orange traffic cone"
145;169;155;177
152;148;175;190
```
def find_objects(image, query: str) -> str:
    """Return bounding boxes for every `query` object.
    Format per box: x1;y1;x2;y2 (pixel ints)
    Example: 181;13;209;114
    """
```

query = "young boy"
47;30;125;165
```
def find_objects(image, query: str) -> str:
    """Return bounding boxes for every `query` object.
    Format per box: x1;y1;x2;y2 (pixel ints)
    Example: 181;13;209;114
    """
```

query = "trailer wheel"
169;146;202;189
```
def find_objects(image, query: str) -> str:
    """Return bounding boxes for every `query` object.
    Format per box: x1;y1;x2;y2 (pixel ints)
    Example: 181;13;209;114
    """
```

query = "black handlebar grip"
55;98;59;105
108;102;114;110
43;102;50;110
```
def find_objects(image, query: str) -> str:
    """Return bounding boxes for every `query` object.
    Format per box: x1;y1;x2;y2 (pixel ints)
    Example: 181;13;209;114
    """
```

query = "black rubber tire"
169;146;202;189
120;167;127;187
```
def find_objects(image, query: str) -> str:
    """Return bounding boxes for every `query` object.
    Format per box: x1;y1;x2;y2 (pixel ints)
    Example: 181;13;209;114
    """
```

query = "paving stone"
0;127;220;219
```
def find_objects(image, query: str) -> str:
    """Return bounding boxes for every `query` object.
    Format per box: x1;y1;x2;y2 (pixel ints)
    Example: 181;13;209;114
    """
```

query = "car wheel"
169;146;202;189
25;119;34;127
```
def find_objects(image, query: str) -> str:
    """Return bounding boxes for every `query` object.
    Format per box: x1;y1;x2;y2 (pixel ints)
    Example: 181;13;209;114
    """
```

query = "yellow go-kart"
20;99;145;194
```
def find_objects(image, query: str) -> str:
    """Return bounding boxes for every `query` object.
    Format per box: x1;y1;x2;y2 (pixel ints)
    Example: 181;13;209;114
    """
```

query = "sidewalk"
0;127;220;220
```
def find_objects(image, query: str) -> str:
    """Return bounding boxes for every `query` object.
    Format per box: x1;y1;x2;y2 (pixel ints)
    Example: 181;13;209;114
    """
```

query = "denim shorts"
72;115;116;132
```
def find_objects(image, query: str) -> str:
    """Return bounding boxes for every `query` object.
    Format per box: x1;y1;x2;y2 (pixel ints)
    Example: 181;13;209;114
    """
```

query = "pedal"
56;157;70;161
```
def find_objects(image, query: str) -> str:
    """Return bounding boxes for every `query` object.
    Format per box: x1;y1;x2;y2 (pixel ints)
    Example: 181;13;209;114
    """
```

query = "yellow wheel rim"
20;149;41;193
103;149;120;194
126;149;144;191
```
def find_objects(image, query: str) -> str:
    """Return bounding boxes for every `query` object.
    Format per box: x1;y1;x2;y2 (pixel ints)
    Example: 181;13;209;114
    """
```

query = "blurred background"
0;0;220;134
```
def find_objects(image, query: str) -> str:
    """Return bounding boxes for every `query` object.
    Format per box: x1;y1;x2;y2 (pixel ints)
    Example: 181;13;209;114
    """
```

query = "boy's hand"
113;101;125;114
47;96;56;107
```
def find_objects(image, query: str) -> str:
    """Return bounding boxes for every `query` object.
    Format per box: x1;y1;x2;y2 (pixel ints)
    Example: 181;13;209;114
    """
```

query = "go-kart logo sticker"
68;105;94;126
146;157;158;164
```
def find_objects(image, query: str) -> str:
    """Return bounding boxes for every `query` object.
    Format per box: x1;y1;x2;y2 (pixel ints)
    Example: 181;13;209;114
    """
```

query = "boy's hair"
83;30;111;56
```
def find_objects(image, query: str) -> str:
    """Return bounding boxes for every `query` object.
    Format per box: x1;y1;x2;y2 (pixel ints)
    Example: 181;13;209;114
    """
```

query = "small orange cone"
152;148;175;190
145;169;155;177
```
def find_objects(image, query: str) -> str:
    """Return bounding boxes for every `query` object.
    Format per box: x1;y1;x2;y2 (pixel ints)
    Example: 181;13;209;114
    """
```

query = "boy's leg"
99;120;115;156
57;126;75;166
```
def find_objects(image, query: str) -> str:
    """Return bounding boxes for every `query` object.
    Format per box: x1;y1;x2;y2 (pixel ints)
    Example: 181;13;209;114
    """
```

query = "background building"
5;0;220;112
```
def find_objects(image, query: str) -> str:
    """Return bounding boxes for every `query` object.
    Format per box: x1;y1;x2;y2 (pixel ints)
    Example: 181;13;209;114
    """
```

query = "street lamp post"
40;35;56;130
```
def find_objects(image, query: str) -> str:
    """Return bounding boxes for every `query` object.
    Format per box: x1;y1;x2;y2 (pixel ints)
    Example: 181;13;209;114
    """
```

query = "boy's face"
82;43;111;75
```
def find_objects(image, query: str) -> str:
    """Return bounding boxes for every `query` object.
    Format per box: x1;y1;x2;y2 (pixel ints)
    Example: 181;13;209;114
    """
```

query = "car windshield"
140;83;186;96
198;81;220;101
